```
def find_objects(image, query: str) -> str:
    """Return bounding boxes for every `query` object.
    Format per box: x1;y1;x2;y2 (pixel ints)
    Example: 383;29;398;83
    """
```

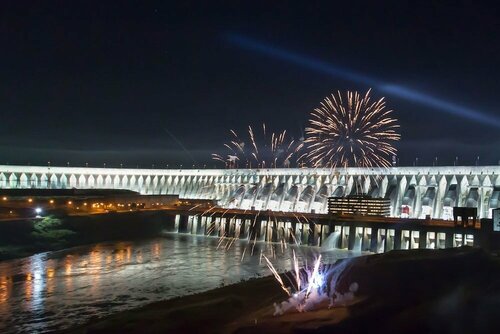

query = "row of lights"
1;196;164;207
46;162;212;169
2;197;171;217
1;197;72;205
92;202;146;208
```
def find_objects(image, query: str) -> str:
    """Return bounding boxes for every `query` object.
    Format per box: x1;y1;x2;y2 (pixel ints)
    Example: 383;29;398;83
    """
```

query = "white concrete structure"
1;165;500;219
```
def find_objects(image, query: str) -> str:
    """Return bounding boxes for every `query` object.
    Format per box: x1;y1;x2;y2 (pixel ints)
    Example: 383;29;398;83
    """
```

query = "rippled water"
0;233;359;333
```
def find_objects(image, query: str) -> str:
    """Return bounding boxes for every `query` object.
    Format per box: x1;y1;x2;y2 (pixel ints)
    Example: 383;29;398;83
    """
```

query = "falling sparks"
212;123;305;169
265;254;359;315
305;89;400;168
262;254;291;296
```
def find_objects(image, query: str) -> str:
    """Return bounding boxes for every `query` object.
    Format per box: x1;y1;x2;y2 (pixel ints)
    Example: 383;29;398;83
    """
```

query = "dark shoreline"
65;274;285;334
0;210;175;261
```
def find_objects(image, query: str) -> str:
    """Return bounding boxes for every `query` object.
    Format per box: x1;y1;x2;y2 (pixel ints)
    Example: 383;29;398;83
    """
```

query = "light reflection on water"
0;233;358;333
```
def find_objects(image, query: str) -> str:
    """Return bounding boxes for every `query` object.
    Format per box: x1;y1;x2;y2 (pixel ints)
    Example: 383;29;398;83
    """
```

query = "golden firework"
305;89;400;168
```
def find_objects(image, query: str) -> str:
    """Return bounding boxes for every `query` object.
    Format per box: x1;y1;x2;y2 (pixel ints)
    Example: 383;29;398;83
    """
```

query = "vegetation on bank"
0;215;76;260
31;216;76;247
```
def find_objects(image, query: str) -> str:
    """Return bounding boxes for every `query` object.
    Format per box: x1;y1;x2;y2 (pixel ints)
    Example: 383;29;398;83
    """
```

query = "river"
0;233;359;333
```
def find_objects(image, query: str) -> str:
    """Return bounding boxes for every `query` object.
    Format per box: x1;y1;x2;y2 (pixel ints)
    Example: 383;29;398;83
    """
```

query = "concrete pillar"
258;220;266;241
243;219;251;239
199;216;206;235
302;222;310;245
292;221;297;243
237;219;244;238
362;227;371;251
248;219;257;241
309;223;318;246
284;221;293;244
173;214;180;233
265;220;273;243
209;217;218;236
445;232;454;248
219;218;226;237
233;219;241;238
272;221;279;243
220;217;228;237
339;224;347;249
191;215;198;234
205;216;211;235
228;218;235;237
321;224;329;246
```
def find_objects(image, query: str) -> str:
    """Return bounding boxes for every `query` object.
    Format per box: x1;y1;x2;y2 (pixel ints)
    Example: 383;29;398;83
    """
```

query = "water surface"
0;233;357;333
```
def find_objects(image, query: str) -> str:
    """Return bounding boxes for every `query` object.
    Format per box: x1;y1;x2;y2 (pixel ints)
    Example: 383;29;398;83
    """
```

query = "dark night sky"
0;1;499;168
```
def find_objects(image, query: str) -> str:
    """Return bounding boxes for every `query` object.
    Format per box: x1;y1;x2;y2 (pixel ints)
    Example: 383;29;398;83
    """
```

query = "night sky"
1;1;499;168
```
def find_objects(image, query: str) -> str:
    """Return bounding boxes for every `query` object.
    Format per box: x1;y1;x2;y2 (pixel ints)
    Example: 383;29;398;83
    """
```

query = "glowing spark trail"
262;254;291;296
213;123;304;168
305;89;400;168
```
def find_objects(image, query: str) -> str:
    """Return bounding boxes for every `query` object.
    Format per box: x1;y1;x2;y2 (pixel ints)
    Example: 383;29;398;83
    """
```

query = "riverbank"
0;210;173;261
71;247;500;334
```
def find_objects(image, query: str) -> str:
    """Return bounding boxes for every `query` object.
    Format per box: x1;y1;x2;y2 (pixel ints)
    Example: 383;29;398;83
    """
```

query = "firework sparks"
213;123;305;168
305;89;400;168
266;254;359;315
266;253;329;314
262;254;291;296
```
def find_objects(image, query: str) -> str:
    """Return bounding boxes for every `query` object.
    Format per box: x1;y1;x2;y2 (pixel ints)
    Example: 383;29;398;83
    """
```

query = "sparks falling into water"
212;123;305;168
305;89;400;168
191;204;358;314
263;253;359;315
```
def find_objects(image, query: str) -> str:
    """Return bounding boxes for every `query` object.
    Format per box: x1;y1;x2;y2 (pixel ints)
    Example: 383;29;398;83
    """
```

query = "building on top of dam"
1;164;500;220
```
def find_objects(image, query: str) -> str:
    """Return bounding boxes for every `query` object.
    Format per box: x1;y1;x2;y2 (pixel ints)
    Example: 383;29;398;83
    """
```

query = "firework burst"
305;89;400;168
212;123;305;168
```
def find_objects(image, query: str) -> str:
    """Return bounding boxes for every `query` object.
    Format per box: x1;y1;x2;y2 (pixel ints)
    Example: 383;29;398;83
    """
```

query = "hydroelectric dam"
1;165;499;219
1;164;499;252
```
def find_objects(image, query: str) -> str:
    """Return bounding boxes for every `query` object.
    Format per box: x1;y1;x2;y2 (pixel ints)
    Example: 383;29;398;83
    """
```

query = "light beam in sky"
225;33;500;128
